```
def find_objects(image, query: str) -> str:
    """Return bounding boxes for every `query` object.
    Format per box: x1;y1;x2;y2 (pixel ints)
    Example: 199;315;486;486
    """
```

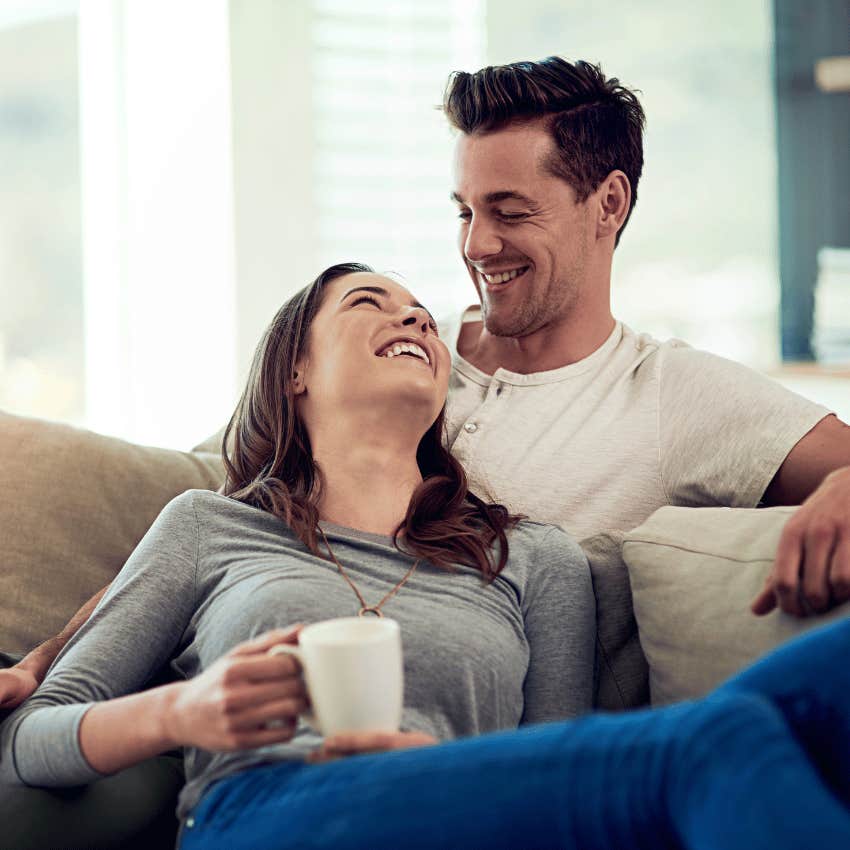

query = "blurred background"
1;0;848;449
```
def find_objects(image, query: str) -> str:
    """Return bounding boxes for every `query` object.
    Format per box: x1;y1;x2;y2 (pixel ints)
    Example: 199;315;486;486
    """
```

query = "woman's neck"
311;438;423;537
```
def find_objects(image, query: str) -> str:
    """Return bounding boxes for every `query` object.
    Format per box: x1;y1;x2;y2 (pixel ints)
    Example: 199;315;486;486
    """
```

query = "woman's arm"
78;627;308;775
520;526;597;723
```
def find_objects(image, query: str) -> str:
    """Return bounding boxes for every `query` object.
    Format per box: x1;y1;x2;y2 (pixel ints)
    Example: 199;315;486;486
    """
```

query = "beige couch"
2;410;846;848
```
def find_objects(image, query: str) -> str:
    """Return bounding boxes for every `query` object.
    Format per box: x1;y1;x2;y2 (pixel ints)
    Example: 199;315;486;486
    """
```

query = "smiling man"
439;56;850;619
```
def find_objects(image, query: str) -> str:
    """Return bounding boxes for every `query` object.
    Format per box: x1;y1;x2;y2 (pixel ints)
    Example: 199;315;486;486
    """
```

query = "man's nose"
463;216;502;262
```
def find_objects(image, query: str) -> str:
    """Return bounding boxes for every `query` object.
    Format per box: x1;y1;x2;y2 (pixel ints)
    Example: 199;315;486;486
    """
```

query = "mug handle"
267;644;318;729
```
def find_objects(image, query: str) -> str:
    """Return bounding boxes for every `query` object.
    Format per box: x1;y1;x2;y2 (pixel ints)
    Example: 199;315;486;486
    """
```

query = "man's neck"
457;307;617;376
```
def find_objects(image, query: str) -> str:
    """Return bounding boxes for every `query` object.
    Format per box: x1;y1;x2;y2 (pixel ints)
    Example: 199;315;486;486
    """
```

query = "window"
0;4;83;423
486;0;781;368
311;0;485;322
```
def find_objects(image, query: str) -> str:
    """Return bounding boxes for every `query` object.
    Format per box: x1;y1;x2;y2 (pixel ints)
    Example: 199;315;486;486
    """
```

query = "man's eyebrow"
450;190;539;208
339;286;436;325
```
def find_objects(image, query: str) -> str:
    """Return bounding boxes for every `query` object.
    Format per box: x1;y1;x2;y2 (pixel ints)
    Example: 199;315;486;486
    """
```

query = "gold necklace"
318;526;420;618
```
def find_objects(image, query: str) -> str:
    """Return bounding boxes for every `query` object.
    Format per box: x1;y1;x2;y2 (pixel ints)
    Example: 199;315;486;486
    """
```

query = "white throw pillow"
623;505;850;705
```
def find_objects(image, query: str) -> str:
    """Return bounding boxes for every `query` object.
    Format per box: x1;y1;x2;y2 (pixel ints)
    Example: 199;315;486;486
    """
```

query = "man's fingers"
801;524;837;613
772;524;804;617
829;534;850;605
230;625;304;657
750;581;777;616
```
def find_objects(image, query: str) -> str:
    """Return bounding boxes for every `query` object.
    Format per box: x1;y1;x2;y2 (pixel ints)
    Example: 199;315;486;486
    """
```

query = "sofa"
1;409;847;849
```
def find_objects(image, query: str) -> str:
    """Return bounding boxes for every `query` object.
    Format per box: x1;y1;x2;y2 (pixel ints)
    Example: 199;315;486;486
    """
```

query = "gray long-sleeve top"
0;490;596;822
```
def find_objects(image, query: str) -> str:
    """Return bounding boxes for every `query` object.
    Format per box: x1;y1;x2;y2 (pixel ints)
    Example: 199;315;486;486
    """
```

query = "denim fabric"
179;617;850;850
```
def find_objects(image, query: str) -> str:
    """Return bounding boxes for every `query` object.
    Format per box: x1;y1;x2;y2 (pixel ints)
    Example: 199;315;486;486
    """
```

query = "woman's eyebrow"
340;286;436;326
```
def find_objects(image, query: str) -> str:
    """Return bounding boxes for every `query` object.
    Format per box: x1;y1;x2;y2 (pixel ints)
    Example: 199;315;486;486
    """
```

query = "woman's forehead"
331;271;417;305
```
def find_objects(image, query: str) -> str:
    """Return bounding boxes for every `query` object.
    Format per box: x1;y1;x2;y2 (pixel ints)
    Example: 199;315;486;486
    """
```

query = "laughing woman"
2;263;849;850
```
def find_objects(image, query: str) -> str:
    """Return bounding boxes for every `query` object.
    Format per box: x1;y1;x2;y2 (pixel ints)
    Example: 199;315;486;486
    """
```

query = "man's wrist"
15;643;59;682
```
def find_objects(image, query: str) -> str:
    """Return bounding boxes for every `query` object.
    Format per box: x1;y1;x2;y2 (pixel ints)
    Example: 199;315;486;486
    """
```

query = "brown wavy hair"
443;56;645;247
221;262;525;581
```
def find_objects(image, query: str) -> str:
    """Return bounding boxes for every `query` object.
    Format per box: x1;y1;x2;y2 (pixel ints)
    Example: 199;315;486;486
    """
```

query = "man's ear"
595;170;631;241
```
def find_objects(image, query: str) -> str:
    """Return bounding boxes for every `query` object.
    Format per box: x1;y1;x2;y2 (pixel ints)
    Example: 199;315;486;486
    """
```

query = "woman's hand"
163;625;310;752
0;665;40;710
307;730;437;764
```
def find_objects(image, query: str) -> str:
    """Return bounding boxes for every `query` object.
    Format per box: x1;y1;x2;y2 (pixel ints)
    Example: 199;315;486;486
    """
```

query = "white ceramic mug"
268;617;404;736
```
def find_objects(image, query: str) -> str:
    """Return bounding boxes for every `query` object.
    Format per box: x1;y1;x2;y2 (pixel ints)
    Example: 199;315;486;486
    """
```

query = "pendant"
358;606;383;617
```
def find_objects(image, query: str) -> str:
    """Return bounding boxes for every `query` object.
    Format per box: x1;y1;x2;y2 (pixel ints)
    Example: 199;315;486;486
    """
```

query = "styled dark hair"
443;56;645;246
221;262;525;581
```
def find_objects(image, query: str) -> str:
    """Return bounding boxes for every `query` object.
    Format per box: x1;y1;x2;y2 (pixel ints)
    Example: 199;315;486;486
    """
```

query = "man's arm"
761;414;850;506
0;584;110;710
753;414;850;616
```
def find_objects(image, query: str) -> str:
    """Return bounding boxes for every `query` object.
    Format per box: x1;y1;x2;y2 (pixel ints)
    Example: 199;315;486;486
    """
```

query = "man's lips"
476;266;531;291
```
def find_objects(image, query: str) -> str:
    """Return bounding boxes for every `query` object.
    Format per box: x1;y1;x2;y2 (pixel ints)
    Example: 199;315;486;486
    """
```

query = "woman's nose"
400;308;431;333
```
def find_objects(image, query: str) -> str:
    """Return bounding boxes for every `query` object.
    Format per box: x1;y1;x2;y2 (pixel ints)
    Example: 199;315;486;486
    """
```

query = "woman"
2;262;849;850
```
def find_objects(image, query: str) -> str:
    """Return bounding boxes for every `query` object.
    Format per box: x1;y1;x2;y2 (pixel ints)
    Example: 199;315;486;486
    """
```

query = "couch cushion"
623;505;850;705
579;531;649;711
0;412;225;654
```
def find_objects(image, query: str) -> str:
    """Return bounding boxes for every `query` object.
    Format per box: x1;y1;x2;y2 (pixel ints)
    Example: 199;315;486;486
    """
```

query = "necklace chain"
318;526;420;618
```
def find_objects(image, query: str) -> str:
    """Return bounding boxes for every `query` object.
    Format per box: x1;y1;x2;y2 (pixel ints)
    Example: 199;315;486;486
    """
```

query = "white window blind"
311;0;485;320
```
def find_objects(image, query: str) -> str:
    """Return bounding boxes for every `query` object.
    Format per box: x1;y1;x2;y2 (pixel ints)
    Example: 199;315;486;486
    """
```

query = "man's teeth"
381;342;430;365
480;267;527;284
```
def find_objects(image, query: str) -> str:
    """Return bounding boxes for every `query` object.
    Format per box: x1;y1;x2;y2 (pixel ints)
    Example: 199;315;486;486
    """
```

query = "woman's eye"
350;295;381;308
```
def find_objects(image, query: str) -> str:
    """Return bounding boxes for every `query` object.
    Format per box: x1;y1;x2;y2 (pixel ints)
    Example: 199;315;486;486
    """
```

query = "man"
2;56;850;709
439;56;850;618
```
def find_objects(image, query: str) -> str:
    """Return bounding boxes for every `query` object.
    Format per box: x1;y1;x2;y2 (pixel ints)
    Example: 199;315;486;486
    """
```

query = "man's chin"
481;306;534;339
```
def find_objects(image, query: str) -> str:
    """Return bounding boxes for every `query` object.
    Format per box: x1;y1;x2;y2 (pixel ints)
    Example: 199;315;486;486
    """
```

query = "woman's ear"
595;170;631;241
292;359;307;396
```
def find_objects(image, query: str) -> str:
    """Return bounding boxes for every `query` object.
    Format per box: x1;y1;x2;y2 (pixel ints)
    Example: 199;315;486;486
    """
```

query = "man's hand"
307;730;437;764
0;665;40;711
752;466;850;617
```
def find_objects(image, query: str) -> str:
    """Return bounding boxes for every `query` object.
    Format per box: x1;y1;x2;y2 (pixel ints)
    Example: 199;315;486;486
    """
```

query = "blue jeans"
180;617;850;850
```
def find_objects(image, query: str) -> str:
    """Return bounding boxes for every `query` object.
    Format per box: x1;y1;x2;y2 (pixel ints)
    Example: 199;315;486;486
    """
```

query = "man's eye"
499;212;529;221
350;295;381;308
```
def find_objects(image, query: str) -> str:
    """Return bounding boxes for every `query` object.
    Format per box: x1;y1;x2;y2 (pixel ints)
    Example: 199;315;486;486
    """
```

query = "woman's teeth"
480;266;528;285
380;342;430;365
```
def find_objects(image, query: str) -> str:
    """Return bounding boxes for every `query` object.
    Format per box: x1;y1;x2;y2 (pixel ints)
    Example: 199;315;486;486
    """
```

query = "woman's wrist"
155;680;186;749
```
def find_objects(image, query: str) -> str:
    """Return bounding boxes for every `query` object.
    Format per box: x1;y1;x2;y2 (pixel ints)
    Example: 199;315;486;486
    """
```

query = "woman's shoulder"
161;488;276;528
508;519;586;562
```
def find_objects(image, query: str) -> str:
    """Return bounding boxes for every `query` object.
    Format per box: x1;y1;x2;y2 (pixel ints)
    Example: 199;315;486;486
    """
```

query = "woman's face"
295;272;451;437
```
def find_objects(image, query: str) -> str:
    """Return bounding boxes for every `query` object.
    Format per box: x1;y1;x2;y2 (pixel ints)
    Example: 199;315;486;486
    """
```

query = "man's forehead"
452;126;555;201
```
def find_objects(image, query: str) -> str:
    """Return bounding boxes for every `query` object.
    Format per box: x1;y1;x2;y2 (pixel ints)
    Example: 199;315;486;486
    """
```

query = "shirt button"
463;422;478;433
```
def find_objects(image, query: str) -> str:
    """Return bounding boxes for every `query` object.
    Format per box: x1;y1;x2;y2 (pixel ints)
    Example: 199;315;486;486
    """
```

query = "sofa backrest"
0;411;225;654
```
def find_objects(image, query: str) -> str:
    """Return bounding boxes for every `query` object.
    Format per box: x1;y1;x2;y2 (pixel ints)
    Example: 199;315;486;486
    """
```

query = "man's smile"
477;266;531;291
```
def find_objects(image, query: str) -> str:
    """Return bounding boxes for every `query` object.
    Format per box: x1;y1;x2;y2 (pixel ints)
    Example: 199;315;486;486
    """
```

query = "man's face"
451;122;594;338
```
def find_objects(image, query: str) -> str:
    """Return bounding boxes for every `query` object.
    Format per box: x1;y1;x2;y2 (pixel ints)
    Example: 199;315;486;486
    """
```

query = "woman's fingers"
307;730;438;763
225;653;303;685
230;697;310;731
229;625;304;657
220;678;308;714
